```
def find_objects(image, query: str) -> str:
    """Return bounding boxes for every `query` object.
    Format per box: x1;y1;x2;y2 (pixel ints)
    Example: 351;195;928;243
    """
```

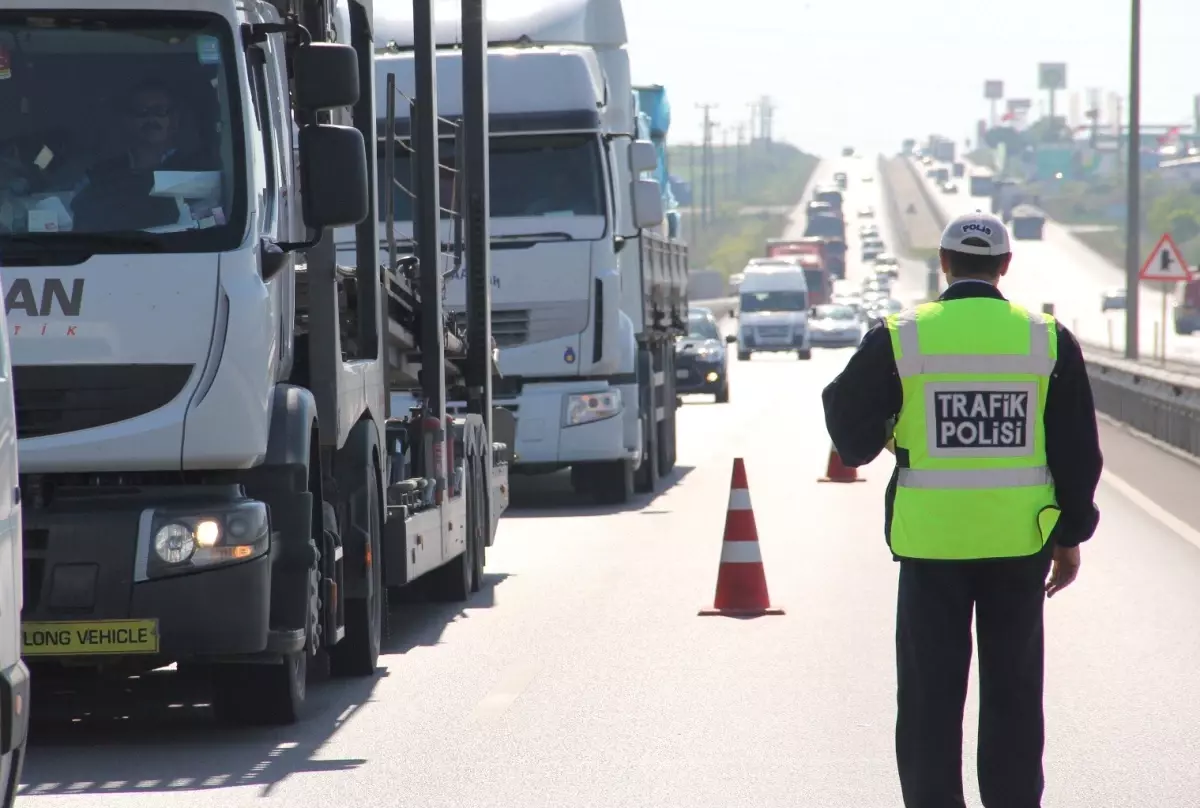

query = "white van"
735;263;812;361
0;291;27;804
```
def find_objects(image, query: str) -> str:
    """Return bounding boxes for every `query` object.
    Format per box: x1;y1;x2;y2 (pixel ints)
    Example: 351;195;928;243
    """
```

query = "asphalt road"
912;157;1200;367
18;159;1200;807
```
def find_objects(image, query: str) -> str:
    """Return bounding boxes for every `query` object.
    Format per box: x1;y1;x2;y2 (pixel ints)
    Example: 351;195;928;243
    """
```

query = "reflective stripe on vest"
897;466;1053;489
892;313;1056;378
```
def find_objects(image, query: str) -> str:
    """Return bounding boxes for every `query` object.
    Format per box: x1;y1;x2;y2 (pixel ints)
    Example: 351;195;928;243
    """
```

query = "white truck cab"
736;263;812;360
356;0;688;505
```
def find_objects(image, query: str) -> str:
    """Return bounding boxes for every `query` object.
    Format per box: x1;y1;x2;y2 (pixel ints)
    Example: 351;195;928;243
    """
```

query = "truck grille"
451;309;530;348
756;326;791;339
13;364;194;439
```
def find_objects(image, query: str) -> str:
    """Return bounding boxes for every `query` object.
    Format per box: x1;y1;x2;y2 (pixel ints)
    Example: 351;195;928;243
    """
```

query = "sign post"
1138;233;1193;363
1037;63;1067;138
984;80;1004;126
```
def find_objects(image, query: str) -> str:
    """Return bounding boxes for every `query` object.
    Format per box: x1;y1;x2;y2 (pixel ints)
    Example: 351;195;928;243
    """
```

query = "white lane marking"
472;660;541;721
1100;469;1200;551
719;540;762;564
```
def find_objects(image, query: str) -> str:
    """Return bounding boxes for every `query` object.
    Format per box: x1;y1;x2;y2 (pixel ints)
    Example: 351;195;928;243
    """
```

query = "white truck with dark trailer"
364;0;688;506
4;0;507;725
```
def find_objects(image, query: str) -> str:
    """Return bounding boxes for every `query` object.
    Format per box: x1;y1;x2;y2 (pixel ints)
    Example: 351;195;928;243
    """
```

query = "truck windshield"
740;291;807;312
0;13;245;253
379;132;605;225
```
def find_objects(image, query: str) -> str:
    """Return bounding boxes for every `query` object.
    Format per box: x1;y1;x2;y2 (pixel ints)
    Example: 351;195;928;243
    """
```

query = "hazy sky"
625;0;1197;158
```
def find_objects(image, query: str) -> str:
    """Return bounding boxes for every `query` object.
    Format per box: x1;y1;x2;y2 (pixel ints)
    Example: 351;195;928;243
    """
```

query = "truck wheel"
329;459;386;678
212;650;308;726
592;459;633;505
470;456;486;593
797;349;812;360
212;540;317;726
633;414;659;494
428;504;476;602
737;351;751;362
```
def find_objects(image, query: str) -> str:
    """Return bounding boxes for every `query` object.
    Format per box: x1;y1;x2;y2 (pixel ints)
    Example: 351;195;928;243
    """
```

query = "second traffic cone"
699;458;784;617
818;445;866;483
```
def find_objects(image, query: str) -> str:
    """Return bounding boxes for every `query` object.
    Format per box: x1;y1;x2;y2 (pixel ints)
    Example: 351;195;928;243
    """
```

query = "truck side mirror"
629;140;658;174
293;43;361;110
724;334;737;344
298;124;368;228
630;178;664;229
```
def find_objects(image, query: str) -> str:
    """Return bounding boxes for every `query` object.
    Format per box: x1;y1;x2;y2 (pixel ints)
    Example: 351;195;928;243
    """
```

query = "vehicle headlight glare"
195;519;220;548
153;523;196;564
565;390;622;425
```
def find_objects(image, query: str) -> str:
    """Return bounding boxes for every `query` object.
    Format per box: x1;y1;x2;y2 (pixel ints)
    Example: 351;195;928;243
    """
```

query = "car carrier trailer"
10;0;507;725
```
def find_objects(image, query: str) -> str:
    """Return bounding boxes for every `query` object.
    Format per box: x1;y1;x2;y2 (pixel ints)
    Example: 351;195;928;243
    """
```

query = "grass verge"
667;141;819;275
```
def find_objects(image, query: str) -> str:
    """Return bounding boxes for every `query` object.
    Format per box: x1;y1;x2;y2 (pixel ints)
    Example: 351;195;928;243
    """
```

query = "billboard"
984;80;1004;100
1038;63;1067;90
1007;98;1033;113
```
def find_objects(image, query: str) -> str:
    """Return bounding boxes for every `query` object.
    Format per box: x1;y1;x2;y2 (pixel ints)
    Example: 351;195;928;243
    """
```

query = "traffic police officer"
821;211;1103;808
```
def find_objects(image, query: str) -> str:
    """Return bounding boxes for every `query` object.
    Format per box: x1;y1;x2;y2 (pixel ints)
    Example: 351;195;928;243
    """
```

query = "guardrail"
896;155;1200;458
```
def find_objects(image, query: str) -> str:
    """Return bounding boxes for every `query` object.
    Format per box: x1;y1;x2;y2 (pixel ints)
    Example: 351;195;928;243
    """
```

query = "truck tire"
427;483;477;603
634;350;659;494
329;458;386;678
591;459;633;505
212;547;317;726
737;351;751;362
634;412;659;494
212;649;308;726
797;349;812;360
470;455;486;593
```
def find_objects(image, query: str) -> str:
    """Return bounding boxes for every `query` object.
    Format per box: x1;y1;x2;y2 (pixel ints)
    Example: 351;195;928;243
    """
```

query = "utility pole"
1125;0;1141;359
735;125;745;197
721;127;729;202
758;95;774;146
688;142;696;237
696;103;717;225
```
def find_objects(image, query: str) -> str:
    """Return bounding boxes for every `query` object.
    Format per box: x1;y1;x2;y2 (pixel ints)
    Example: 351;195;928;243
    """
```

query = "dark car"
675;308;734;403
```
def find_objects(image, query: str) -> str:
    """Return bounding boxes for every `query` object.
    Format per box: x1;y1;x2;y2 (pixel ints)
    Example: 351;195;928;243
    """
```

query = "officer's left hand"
1044;544;1080;598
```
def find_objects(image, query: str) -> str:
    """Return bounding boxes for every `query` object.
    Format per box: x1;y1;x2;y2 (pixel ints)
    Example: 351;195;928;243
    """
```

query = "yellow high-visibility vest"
885;298;1060;559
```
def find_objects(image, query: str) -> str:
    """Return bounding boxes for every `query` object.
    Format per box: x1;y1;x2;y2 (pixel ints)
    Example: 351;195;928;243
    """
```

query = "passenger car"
873;254;900;278
675;308;734;402
861;238;885;261
809;304;864;348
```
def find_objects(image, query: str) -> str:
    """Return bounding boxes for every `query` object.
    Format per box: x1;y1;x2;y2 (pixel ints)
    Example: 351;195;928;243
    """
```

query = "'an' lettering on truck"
4;278;85;317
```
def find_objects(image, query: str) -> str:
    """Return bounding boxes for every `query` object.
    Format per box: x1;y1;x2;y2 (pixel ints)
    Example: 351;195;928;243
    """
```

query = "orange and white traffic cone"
818;445;866;483
699;458;784;617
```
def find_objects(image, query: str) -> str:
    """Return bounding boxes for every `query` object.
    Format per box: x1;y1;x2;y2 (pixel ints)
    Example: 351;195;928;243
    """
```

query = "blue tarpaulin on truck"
633;84;680;238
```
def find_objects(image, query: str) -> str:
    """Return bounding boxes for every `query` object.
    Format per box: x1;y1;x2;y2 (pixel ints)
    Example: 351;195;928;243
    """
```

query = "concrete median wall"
896;155;1200;460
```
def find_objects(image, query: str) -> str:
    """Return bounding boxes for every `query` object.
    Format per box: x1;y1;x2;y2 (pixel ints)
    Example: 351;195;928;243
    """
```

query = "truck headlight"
564;389;622;427
144;501;270;580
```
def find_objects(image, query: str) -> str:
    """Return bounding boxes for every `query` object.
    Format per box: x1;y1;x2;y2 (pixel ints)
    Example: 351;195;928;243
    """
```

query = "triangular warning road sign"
1139;233;1193;282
